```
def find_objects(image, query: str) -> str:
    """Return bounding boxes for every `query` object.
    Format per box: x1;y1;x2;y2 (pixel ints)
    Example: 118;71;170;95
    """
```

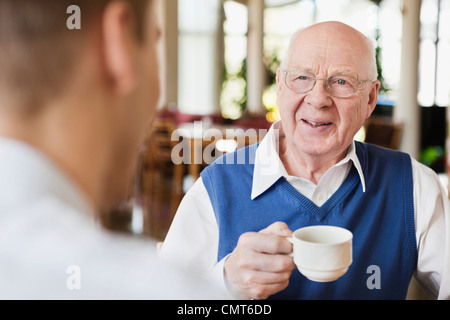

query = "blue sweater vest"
201;142;417;300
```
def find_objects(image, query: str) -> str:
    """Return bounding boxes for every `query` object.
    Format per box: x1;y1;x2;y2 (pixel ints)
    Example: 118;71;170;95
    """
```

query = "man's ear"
102;1;138;95
276;68;284;107
366;80;380;119
276;68;283;95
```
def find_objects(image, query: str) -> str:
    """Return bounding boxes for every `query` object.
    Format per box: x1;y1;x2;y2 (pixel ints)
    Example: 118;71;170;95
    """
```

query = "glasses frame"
282;69;373;99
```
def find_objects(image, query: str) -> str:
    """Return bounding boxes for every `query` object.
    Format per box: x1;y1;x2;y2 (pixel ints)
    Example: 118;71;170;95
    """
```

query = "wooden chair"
364;116;403;150
185;127;267;180
138;118;185;240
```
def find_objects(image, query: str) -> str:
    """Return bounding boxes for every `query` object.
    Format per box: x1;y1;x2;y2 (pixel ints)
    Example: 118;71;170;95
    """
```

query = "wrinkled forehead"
286;28;372;79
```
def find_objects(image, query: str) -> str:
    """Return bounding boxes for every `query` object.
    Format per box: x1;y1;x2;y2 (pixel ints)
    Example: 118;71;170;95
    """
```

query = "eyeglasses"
283;70;372;99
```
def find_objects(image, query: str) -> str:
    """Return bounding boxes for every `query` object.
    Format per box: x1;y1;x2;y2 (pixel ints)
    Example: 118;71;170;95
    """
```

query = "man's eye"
336;79;348;85
297;75;314;82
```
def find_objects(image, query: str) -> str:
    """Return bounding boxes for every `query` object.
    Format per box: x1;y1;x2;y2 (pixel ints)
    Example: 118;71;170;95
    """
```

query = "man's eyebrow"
328;67;359;78
289;66;359;78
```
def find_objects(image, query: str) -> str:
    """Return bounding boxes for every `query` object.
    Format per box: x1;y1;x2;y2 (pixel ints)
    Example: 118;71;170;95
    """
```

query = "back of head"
0;0;148;117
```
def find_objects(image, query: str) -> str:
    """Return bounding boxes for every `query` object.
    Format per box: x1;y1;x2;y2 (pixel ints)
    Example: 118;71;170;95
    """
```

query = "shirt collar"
0;137;94;215
251;121;366;200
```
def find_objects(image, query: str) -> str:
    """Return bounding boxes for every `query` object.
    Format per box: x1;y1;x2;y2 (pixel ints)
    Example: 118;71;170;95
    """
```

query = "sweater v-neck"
276;165;361;222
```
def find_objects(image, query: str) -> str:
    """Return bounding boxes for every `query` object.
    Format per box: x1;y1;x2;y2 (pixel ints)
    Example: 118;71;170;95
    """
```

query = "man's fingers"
235;247;295;273
238;232;293;255
247;280;291;300
224;223;296;299
260;221;293;237
257;222;293;254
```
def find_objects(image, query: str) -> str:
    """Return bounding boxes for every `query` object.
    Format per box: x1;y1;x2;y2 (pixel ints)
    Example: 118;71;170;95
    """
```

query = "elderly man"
160;21;450;300
0;0;227;299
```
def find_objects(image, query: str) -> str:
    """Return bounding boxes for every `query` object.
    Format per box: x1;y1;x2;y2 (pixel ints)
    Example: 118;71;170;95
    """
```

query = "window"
178;0;221;115
221;1;248;119
419;0;450;107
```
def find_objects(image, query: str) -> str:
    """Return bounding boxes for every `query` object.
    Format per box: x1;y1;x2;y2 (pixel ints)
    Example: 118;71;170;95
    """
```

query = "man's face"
104;1;162;208
128;1;162;138
134;1;162;131
276;23;379;160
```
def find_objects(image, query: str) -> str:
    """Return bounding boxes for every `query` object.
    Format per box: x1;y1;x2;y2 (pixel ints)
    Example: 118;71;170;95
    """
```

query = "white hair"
364;36;379;81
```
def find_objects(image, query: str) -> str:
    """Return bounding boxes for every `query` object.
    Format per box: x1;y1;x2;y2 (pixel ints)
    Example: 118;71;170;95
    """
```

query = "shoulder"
410;157;446;195
180;177;214;211
201;143;258;178
357;142;446;194
355;141;412;170
356;141;409;158
2;196;157;257
213;143;259;165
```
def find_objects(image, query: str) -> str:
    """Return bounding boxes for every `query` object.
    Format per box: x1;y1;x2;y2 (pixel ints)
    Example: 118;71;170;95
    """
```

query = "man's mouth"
302;119;332;127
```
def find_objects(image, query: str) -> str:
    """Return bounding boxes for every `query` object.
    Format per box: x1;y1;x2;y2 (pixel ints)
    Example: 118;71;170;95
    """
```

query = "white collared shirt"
160;122;450;300
251;121;366;205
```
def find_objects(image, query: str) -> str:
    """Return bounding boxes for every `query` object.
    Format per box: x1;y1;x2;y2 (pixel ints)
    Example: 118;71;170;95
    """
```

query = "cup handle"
286;237;294;258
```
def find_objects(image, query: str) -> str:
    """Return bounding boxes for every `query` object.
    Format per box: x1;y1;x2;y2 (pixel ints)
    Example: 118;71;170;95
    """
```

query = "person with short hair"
0;0;227;299
160;21;450;300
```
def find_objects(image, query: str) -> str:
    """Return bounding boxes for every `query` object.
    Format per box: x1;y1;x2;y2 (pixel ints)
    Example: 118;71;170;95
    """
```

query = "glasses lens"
327;75;358;98
285;70;315;93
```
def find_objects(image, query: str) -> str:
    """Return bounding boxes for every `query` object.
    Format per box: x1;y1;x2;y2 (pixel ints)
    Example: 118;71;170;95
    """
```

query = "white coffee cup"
288;225;353;282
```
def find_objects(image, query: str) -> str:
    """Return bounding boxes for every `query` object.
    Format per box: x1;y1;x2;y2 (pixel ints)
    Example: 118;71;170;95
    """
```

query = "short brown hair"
0;0;150;116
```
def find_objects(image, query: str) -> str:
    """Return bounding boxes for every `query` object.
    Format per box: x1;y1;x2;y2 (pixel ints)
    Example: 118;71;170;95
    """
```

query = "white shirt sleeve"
412;158;450;300
159;177;230;295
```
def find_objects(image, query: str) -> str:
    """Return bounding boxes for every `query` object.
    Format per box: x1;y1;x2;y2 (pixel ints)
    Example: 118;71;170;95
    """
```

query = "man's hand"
224;222;296;300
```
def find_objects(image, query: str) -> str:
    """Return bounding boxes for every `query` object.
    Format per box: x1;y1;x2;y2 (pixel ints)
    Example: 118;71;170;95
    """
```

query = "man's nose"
303;79;333;108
